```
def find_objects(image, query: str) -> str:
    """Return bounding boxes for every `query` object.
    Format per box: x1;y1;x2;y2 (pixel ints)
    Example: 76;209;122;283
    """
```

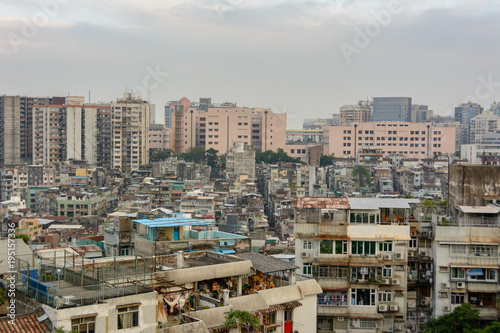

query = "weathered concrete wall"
448;165;500;214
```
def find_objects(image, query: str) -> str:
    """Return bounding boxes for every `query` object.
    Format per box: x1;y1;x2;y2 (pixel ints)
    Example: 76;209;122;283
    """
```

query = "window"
351;241;376;255
318;291;348;306
350;319;377;329
351;266;380;282
303;263;312;275
378;290;392;303
470;246;497;257
72;316;96;333
320;240;347;254
451;293;465;304
468;292;496;307
303;240;312;250
451;267;466;280
468;269;497;282
121;248;129;256
379;241;393;252
351;289;376;306
451;245;466;255
316;266;348;279
409;237;417;249
117;305;139;329
382;265;392;277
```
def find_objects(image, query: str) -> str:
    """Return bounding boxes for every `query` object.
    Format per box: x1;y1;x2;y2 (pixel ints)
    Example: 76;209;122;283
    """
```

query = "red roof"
0;313;51;333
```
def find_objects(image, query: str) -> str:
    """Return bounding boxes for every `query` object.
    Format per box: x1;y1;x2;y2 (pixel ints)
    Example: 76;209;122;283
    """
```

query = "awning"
450;264;499;269
349;262;384;268
349;314;384;319
468;269;484;276
252;301;302;316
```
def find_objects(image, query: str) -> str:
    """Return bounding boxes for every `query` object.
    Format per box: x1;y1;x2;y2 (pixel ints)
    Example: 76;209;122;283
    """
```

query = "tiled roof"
0;313;51;333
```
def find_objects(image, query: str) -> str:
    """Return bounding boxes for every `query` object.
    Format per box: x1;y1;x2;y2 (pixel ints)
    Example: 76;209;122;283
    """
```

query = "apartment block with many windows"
294;197;414;333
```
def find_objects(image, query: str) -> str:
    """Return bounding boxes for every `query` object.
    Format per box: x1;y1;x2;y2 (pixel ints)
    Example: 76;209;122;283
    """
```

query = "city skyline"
1;1;500;128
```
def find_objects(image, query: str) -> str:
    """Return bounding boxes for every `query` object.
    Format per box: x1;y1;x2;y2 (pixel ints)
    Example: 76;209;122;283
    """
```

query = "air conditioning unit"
62;295;75;305
419;249;428;257
301;252;309;258
395;252;404;260
392;279;400;285
408;251;415;258
443;305;451;312
420;299;428;306
380;278;391;285
378;304;388;312
338;317;344;322
394;325;403;331
441;282;450;289
390;304;399;311
457;282;466;289
383;254;393;260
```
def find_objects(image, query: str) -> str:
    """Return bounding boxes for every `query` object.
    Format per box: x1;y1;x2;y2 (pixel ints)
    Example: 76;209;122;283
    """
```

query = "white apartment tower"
111;93;150;172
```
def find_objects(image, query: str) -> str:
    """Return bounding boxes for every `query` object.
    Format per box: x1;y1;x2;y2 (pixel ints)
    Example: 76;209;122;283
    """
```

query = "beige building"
340;101;372;125
469;113;500;145
322;122;455;159
111;93;150;172
149;124;171;150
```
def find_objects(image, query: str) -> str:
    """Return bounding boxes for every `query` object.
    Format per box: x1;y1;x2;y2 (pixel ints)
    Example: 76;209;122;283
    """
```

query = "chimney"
177;251;184;269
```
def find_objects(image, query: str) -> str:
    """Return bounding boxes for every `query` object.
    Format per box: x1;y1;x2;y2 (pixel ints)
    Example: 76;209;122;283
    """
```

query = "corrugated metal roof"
293;197;350;209
456;206;500;214
133;217;212;228
348;198;419;210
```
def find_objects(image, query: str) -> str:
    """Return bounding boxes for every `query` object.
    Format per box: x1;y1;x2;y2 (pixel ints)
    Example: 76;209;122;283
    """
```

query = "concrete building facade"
469;113;500;145
340;101;372;125
322;122;455;159
111;93;150;172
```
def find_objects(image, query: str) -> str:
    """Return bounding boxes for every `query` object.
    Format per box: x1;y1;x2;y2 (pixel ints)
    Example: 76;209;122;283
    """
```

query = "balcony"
450;255;500;267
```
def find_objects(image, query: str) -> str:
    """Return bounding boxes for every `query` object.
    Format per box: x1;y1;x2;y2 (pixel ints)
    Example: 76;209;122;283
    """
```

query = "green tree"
423;303;481;333
351;165;371;188
13;234;30;245
206;148;219;169
222;309;260;332
320;154;335;167
471;321;500;333
255;149;302;164
176;146;206;162
149;149;172;162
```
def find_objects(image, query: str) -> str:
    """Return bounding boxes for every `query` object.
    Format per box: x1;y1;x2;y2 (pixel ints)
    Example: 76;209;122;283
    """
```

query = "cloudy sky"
1;0;499;127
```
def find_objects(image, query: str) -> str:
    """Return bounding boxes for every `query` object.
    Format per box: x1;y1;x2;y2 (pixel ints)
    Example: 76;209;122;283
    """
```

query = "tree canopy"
222;309;260;332
320;154;335;167
422;303;500;333
149;149;172;162
255;148;302;164
351;165;371;187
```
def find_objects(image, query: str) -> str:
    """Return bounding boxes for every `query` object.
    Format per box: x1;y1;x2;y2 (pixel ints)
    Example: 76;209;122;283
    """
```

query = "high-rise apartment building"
373;97;412;122
489;101;500;117
0;95;54;166
454;102;484;146
33;100;111;167
469;113;500;145
340;100;372;125
111;93;149;172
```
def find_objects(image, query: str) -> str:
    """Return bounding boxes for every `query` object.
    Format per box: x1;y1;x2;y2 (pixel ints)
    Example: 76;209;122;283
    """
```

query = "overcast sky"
1;0;500;128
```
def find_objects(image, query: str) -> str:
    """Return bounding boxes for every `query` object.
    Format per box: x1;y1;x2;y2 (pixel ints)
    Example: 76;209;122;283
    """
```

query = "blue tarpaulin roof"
133;217;212;228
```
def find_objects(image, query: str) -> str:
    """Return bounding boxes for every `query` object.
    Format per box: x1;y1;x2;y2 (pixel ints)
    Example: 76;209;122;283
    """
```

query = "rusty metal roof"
293;197;350;209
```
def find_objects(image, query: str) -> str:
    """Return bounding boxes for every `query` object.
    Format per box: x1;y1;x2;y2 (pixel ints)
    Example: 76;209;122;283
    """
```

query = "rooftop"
133;216;212;228
233;252;298;274
348;198;420;210
293;197;350;209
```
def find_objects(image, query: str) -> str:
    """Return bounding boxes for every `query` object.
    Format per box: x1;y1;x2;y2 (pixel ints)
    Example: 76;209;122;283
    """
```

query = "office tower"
340;100;372;125
373;97;412;122
111;93;150;172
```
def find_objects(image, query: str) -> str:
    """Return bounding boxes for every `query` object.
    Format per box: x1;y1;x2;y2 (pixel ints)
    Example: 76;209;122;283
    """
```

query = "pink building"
174;105;287;154
149;124;171;150
323;122;455;159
